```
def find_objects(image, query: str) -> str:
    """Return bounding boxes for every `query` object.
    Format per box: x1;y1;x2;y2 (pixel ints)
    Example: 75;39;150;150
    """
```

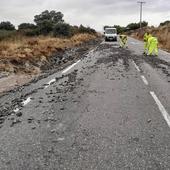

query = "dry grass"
129;25;170;52
0;33;97;73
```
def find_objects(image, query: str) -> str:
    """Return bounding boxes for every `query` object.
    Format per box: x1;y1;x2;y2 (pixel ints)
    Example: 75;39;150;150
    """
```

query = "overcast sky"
0;0;170;31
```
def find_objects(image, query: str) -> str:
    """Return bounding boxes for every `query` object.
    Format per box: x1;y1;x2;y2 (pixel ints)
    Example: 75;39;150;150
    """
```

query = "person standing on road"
147;35;158;56
119;34;128;48
143;32;151;55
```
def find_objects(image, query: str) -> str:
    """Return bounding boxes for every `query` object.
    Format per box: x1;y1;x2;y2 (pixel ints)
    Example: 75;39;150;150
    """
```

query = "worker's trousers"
148;43;158;56
144;41;148;53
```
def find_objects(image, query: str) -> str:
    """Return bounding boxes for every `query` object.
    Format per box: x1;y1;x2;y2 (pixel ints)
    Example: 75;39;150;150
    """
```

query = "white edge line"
44;85;49;89
141;75;149;85
150;91;170;127
14;108;19;113
44;78;56;89
22;97;32;106
62;60;80;74
13;97;32;112
132;60;140;72
48;79;56;85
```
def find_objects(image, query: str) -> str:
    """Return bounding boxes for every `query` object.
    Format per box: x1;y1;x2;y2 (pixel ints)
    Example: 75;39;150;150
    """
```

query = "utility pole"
137;1;146;29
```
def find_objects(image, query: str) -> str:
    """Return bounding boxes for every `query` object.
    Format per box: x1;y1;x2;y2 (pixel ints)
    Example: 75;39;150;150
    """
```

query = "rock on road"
0;38;170;170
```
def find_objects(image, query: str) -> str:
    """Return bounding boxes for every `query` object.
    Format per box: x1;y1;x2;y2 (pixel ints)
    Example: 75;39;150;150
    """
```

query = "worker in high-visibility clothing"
119;34;128;48
143;32;152;55
147;36;158;56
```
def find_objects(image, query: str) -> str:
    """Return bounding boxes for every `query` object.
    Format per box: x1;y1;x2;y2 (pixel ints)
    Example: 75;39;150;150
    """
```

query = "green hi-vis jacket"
143;33;152;42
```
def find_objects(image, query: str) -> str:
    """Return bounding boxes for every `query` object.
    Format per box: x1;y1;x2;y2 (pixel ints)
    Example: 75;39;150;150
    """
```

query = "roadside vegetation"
0;10;98;74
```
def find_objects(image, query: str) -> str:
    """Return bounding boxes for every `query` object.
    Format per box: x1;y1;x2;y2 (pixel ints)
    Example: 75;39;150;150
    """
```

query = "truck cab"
104;27;117;41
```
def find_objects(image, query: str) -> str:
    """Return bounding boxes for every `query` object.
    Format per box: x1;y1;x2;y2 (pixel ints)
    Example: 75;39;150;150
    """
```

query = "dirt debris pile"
0;33;98;74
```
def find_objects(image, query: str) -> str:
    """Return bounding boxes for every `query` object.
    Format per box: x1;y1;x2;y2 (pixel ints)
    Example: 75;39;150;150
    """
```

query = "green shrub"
53;23;71;37
78;25;96;34
70;26;79;35
23;29;40;36
18;23;37;30
0;30;16;41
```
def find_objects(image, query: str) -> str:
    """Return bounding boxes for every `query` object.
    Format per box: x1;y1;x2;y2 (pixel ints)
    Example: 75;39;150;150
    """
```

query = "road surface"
0;38;170;170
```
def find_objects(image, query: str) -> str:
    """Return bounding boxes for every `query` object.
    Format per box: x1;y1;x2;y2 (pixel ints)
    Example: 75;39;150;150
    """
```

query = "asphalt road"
0;38;170;170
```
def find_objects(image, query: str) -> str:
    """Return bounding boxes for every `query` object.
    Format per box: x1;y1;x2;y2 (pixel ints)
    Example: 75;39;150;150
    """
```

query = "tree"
34;10;64;35
141;21;148;28
103;25;110;30
126;23;139;30
113;25;126;34
18;23;37;30
34;10;64;25
126;21;148;30
160;20;170;27
0;21;15;30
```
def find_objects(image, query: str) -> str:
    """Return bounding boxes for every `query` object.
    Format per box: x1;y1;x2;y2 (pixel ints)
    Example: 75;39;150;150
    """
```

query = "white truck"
104;27;117;41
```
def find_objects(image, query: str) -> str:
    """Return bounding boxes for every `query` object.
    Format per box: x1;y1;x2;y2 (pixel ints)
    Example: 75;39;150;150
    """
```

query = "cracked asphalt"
0;38;170;170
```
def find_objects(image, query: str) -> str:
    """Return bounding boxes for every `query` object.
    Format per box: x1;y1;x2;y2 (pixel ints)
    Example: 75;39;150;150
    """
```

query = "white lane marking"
14;108;19;113
150;91;170;128
132;60;140;72
22;97;32;106
57;137;65;141
13;96;32;112
62;60;80;74
44;78;56;89
48;79;56;85
90;46;98;52
14;61;80;112
13;60;80;112
141;75;149;85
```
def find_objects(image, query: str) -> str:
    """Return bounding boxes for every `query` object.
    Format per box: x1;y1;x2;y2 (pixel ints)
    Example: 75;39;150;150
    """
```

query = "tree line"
104;20;170;34
0;10;96;38
104;21;148;34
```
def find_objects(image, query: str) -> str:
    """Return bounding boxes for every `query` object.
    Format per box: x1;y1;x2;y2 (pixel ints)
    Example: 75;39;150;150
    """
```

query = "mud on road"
0;41;170;169
0;38;102;124
0;38;102;94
